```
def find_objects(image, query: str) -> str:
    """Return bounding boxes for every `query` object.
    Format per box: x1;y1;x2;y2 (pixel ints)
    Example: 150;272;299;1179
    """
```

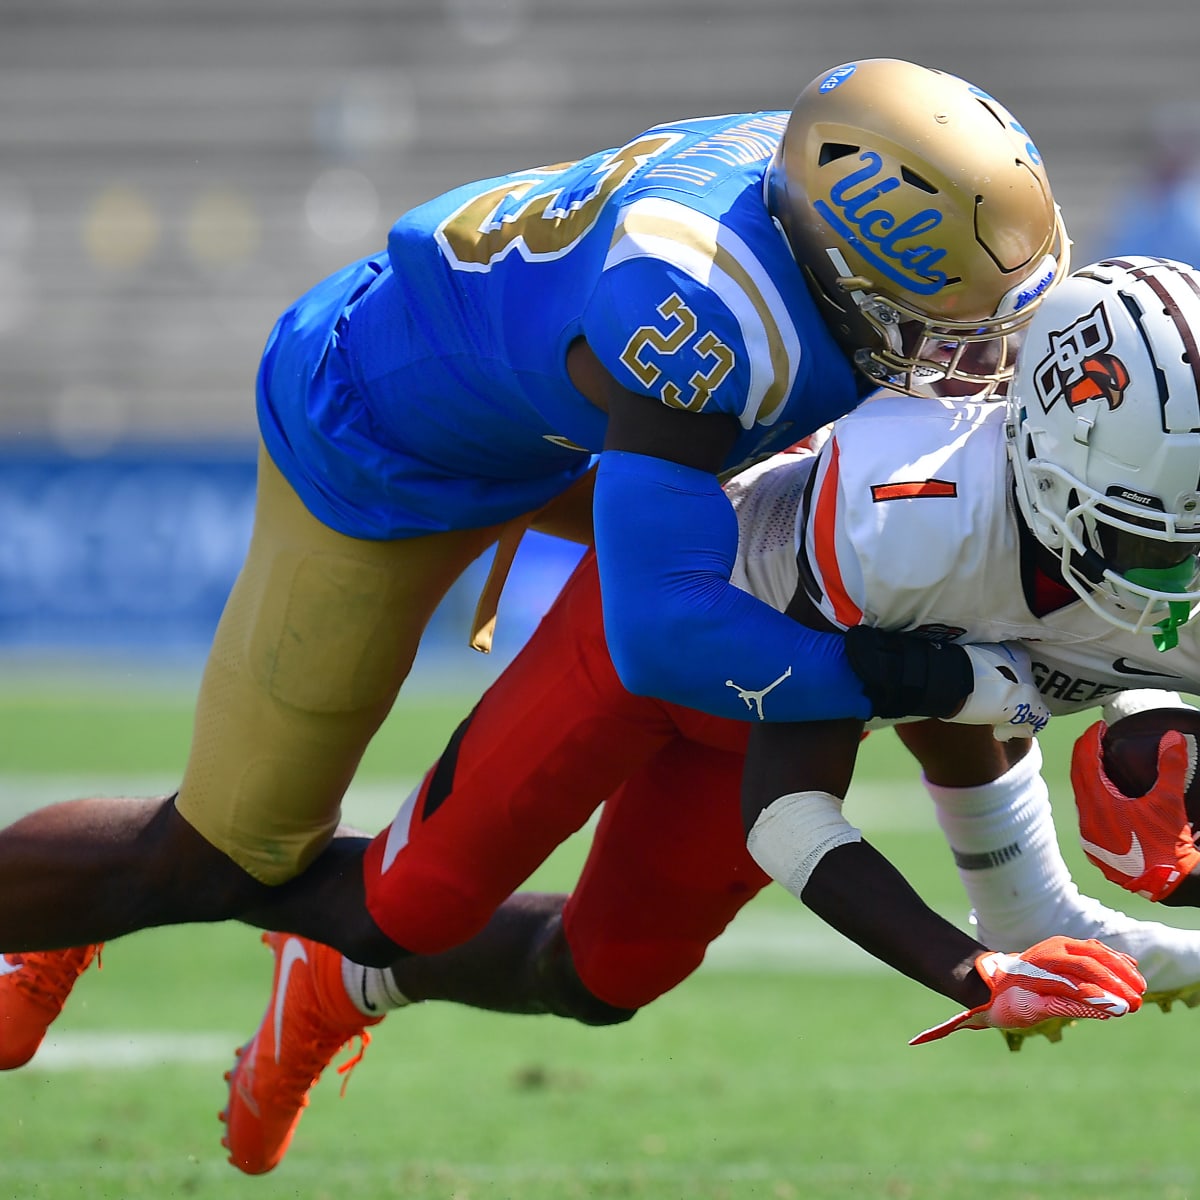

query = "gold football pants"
175;443;593;883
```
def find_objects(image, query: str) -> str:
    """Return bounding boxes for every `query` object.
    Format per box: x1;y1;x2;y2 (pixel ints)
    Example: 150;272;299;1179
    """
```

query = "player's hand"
1070;720;1200;901
910;935;1145;1045
947;643;1050;740
843;630;1047;735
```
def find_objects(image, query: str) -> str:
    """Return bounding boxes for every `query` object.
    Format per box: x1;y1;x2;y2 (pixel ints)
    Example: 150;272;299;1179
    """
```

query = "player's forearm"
593;450;872;722
802;841;991;1008
740;725;990;1007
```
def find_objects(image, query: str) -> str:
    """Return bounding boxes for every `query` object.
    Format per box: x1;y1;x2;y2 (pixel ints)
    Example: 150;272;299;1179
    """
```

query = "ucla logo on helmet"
813;151;949;294
818;65;857;92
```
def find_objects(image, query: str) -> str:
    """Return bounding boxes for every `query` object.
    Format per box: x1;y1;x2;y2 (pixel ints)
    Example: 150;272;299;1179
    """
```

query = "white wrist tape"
746;790;863;900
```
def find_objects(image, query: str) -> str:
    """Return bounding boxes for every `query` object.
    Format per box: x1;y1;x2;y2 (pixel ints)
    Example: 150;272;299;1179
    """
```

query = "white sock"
924;739;1200;995
926;740;1069;939
341;958;412;1018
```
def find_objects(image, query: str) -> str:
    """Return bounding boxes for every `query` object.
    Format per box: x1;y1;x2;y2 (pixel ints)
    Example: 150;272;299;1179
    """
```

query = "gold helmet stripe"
607;197;799;425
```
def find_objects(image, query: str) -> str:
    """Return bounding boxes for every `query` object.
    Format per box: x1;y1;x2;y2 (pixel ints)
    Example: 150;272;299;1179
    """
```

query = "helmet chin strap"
1151;603;1190;652
1126;562;1198;652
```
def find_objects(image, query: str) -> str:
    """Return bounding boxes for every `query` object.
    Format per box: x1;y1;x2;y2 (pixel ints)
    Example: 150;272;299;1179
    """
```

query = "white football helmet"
1006;256;1200;649
767;59;1069;399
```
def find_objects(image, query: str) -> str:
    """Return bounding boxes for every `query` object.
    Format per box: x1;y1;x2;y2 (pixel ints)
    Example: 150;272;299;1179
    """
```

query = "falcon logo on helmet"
1032;302;1129;413
1069;354;1130;411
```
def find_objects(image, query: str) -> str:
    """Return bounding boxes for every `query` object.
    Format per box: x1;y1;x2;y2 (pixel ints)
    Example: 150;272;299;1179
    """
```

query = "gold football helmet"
767;58;1070;398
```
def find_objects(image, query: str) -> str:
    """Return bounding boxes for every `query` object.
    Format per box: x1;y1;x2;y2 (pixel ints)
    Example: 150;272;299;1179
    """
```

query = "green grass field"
2;671;1199;1199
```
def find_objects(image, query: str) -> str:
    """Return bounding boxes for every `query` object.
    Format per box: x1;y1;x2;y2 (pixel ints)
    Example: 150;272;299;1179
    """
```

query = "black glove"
843;625;973;720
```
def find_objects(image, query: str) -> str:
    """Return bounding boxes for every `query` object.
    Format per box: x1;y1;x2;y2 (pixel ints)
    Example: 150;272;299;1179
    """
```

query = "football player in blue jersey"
0;59;1066;1099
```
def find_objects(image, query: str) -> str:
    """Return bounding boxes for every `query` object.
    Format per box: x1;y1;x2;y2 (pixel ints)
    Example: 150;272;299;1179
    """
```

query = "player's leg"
225;548;753;1013
229;548;676;959
0;444;502;1068
0;445;503;946
361;731;765;1029
222;548;683;1173
556;734;768;1013
223;728;762;1175
376;732;765;1022
253;611;756;1021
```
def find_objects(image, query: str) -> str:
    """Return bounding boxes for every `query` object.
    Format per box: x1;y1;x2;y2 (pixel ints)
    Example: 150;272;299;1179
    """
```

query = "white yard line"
31;1031;239;1069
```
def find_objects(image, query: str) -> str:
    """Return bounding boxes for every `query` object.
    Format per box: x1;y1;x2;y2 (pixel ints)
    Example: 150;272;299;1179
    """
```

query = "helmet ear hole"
900;166;937;194
818;143;858;166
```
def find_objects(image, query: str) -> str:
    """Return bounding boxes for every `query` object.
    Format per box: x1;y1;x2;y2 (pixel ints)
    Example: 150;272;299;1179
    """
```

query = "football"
1101;707;1200;820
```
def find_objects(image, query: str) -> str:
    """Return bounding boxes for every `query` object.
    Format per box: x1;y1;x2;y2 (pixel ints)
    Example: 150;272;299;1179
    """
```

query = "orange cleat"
0;945;103;1069
220;932;382;1175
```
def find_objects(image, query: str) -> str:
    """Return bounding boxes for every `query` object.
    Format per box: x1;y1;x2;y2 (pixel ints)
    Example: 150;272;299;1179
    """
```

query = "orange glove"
910;935;1145;1045
1070;720;1200;901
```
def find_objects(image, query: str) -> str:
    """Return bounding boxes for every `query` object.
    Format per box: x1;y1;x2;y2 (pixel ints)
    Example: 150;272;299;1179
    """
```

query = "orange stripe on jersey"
870;479;957;502
813;440;863;628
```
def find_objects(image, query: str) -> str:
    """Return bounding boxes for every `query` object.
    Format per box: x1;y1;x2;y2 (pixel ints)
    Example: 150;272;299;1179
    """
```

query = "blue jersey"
257;111;866;538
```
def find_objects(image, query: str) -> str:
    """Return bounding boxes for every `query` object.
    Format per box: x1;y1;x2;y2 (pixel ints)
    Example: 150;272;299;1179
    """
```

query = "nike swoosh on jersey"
1112;657;1183;678
0;956;23;976
1079;831;1146;879
273;938;309;1062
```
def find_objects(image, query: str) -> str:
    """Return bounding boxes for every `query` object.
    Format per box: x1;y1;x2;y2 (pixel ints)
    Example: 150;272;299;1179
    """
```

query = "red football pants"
363;548;770;1010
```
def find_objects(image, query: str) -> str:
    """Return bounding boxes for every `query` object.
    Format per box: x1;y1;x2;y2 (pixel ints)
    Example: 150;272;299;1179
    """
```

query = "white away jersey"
726;392;1200;717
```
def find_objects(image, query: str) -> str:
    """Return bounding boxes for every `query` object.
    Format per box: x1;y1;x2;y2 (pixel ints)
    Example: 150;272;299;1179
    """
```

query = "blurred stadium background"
6;8;1200;1195
1;0;1198;673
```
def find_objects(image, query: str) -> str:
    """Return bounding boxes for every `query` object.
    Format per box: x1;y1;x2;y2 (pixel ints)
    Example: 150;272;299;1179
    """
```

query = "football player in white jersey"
187;254;1200;1172
7;256;1194;1177
737;254;1200;1045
